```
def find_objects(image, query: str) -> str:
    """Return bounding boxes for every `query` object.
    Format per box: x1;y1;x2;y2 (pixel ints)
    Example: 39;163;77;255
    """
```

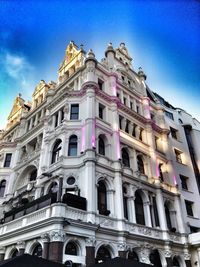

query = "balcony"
1;193;87;224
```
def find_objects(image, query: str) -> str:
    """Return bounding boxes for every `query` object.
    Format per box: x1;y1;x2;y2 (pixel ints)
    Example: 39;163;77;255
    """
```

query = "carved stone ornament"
50;230;65;242
117;242;127;251
17;241;25;250
164;250;172;258
41;233;50;243
184;253;191;260
86;237;96;247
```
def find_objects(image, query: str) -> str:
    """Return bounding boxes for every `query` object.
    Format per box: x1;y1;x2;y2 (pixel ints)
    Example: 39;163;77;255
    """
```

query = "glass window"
67;177;76;185
137;155;145;174
170;127;178;139
174;149;182;163
68;135;78;156
165;203;172;229
159;164;164;181
99;104;105;120
65;242;78;255
51;140;62;164
165;111;174;120
185;200;194;216
98;79;104;90
0;180;6;197
96;246;111;263
98;181;109;216
70;104;79;120
32;244;42;257
180;175;188;190
122;148;130;167
4;153;12;167
123;186;128;220
98;137;105;155
29;169;37;181
135;191;145;225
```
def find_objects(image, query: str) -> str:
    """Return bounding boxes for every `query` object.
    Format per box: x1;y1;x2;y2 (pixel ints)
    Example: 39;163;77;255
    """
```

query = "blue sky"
0;0;200;129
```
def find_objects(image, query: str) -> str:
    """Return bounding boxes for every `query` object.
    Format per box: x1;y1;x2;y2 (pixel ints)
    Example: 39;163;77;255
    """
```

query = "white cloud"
0;49;35;93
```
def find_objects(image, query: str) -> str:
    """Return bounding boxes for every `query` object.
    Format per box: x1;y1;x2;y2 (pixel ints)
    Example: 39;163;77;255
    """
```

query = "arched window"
98;136;105;155
68;135;78;156
0;180;6;197
96;246;111;263
137;155;145;174
122;148;130;167
65;242;78;255
123;186;128;220
32;244;42;257
173;257;180;267
11;249;18;258
128;250;139;261
165;203;172;230
98;181;109;216
149;250;162;267
29;169;37;181
51;139;62;164
135;191;145;225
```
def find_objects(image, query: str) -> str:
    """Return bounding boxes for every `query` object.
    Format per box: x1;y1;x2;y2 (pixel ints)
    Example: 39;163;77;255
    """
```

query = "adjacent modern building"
0;41;200;267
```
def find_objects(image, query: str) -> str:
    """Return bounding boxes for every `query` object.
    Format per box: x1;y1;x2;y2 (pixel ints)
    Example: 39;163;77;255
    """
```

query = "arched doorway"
96;246;111;263
149;250;162;267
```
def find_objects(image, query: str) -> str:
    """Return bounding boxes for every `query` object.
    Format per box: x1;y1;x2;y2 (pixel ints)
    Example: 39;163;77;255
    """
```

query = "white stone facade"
0;41;199;267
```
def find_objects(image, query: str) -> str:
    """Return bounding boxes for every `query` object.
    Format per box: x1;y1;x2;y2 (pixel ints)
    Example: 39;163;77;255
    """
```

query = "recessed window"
180;175;188;190
174;149;182;164
137;155;145;174
130;102;133;110
117;93;120;98
119;115;123;130
122;148;130;167
29;169;37;181
98;136;105;155
70;104;79;120
99;104;105;120
55;113;59;128
123;97;127;105
185;200;194;217
170;127;178;139
0;180;6;197
32;244;42;258
65;242;78;255
98;79;104;90
178;118;183;124
67;176;76;185
4;153;12;167
51;140;62;164
165;111;174;120
136;105;140;114
125;120;130;133
68;135;78;156
122;76;125;81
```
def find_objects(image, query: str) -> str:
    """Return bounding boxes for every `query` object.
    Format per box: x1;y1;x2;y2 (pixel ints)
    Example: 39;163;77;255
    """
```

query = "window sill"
187;215;199;220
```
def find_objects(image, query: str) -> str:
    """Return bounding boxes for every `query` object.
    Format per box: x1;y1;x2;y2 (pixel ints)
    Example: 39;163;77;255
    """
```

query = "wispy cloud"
0;50;35;92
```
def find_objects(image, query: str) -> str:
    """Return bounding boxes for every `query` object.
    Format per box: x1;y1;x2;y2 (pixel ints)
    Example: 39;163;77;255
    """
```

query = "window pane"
70;104;79;120
4;153;12;167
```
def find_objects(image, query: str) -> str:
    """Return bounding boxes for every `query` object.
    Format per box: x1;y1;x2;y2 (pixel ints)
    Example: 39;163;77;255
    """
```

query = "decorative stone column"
184;245;192;267
17;241;25;255
155;186;168;232
86;237;96;267
143;200;152;227
57;176;63;202
0;247;5;261
164;242;172;267
118;242;127;258
41;233;50;260
49;230;65;263
138;246;151;264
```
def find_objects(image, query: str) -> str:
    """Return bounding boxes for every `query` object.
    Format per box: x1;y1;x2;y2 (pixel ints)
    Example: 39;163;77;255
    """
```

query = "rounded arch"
6;247;19;259
172;254;186;267
164;200;174;231
149;249;162;267
51;139;62;164
135;190;145;225
95;244;115;263
32;243;42;257
14;164;38;190
128;250;139;261
96;174;113;191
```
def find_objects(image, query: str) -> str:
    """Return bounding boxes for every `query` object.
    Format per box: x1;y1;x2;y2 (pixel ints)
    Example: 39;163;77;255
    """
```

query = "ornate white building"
0;41;199;267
